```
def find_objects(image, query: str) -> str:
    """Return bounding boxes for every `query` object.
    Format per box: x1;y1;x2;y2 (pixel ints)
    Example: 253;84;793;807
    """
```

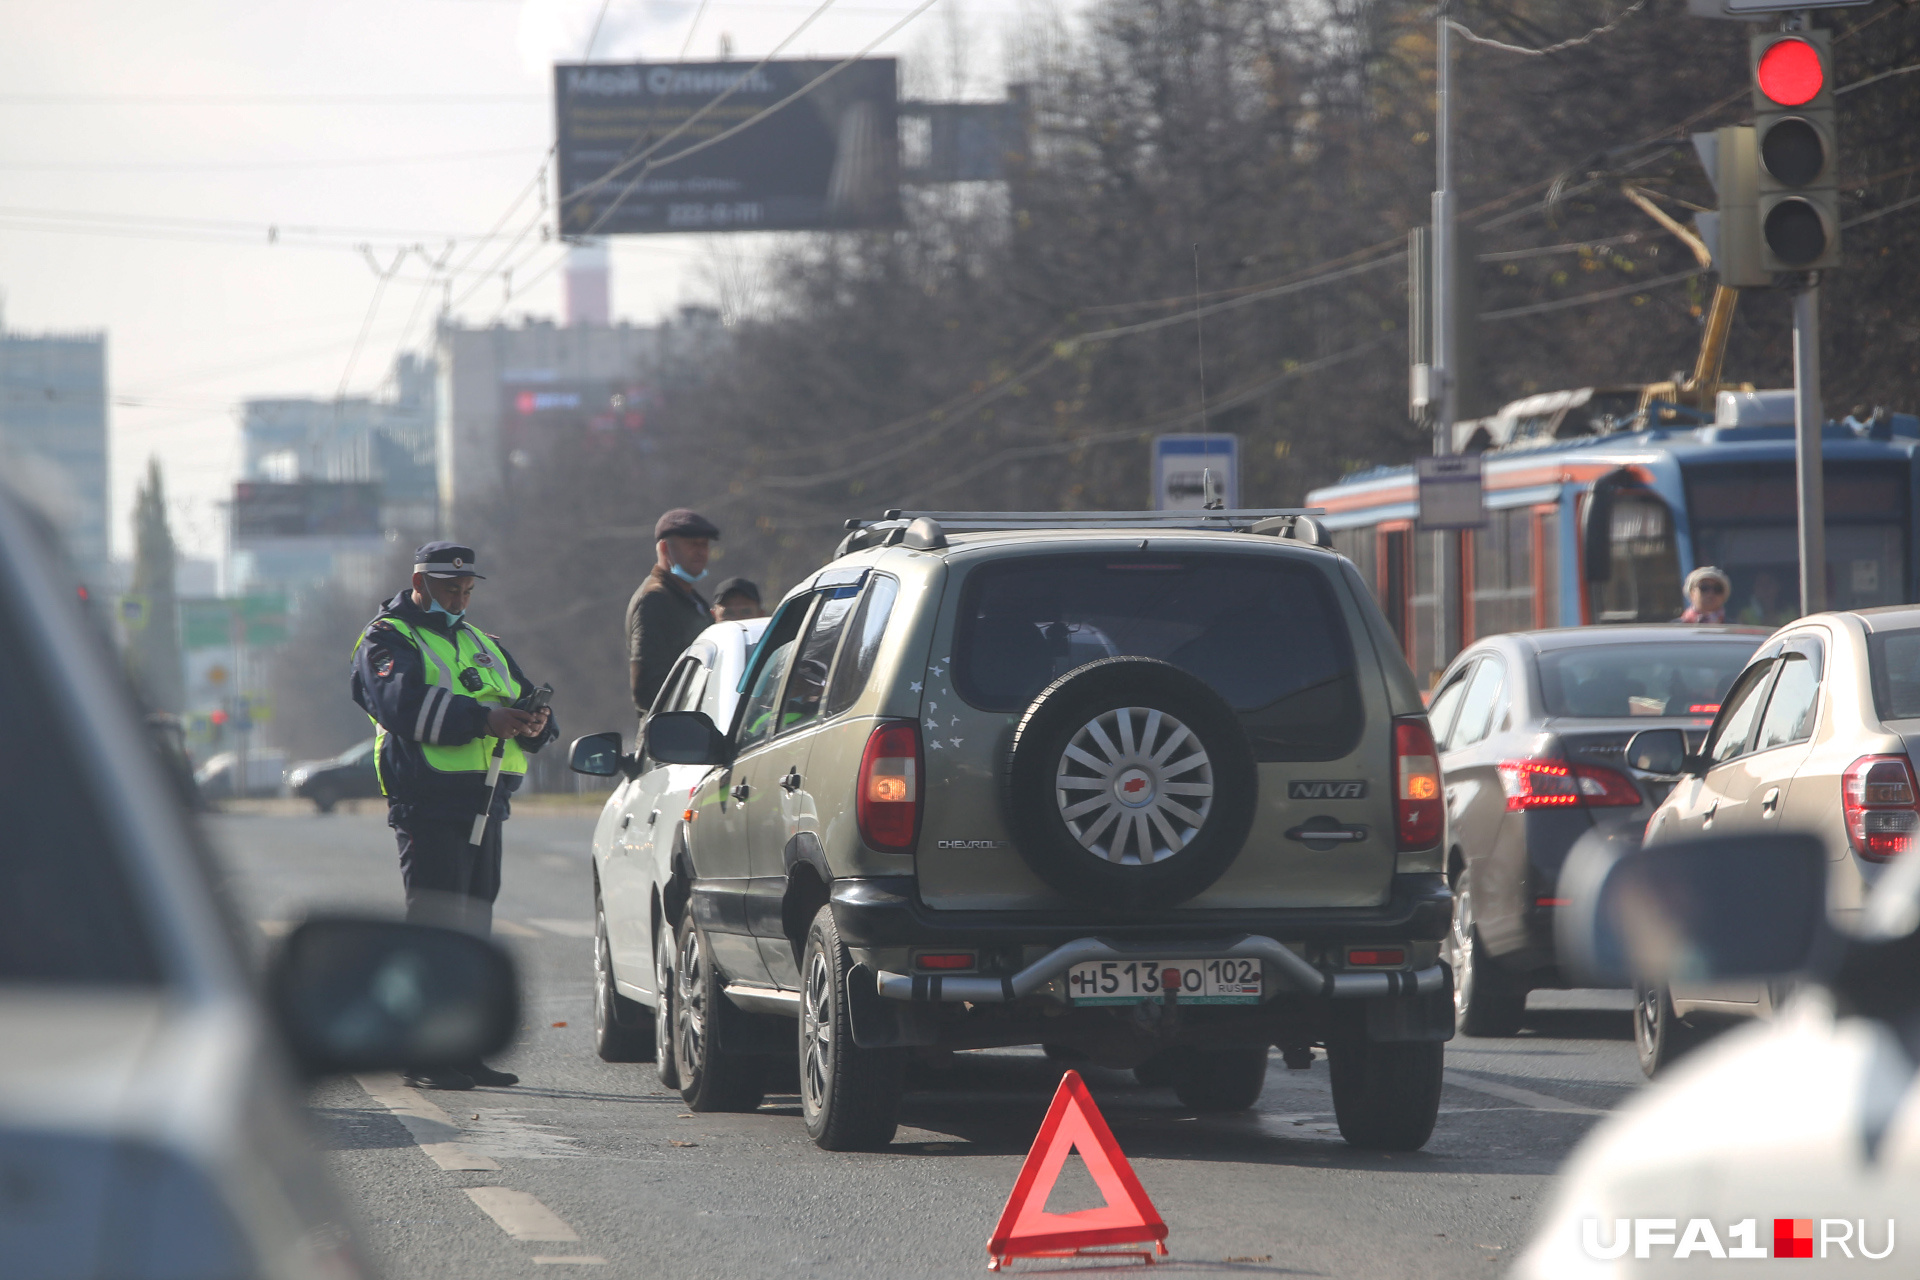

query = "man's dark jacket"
627;566;710;711
350;590;559;823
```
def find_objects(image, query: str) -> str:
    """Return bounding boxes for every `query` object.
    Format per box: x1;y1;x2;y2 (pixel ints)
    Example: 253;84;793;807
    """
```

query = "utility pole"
1793;279;1826;613
1431;2;1458;675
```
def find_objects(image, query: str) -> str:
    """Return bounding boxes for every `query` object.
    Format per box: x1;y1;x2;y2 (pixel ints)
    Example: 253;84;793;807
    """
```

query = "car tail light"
914;952;975;971
1346;948;1405;967
857;720;921;853
1393;718;1444;850
1498;758;1641;811
1843;755;1920;862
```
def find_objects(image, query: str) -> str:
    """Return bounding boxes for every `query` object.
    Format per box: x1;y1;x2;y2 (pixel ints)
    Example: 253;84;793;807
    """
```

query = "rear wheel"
1327;1033;1443;1151
1633;979;1698;1078
310;786;337;814
673;914;764;1112
1446;867;1527;1037
1170;1045;1269;1112
800;905;904;1151
592;896;653;1063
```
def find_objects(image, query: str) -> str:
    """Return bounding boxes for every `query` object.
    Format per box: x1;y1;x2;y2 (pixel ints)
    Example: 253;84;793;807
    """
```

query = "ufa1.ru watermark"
1583;1219;1894;1260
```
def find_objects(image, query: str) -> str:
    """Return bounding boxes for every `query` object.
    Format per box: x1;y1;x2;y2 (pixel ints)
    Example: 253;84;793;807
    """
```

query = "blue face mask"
671;563;709;585
427;596;465;625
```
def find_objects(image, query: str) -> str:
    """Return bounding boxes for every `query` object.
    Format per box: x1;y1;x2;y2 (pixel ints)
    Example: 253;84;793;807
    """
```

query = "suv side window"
1753;637;1824;752
1450;657;1506;750
824;574;899;718
737;641;797;753
1427;662;1475;751
1706;656;1778;766
779;588;861;734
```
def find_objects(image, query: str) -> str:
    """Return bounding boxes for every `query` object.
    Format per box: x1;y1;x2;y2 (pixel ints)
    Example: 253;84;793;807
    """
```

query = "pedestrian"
350;541;558;1091
627;508;721;714
1679;565;1732;624
711;576;764;622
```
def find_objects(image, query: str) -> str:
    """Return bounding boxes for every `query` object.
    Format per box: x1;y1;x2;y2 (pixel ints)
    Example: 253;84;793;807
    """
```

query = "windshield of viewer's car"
952;553;1361;761
1537;641;1760;719
1868;627;1920;721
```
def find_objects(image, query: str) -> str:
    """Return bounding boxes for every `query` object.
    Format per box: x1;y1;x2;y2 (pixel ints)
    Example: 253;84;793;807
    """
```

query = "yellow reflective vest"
363;617;528;791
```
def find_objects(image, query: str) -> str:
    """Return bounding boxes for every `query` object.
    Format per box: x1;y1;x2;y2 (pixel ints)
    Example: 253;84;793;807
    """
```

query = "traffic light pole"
1431;2;1458;679
1793;278;1826;614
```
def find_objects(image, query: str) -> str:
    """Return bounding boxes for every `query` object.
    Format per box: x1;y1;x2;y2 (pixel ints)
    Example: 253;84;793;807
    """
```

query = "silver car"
1627;605;1920;1073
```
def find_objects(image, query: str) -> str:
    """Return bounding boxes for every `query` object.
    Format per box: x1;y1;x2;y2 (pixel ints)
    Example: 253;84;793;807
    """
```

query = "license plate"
1065;958;1264;1006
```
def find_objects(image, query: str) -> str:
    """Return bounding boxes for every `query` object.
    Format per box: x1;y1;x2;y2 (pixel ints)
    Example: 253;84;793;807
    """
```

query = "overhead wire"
1444;1;1648;58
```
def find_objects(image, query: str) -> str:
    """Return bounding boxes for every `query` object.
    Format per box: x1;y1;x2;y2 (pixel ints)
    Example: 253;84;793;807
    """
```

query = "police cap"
655;508;721;541
413;541;486;579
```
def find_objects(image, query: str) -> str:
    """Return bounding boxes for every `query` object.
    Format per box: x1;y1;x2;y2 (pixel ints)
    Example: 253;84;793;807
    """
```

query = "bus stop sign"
1153;434;1238;511
1417;455;1486;530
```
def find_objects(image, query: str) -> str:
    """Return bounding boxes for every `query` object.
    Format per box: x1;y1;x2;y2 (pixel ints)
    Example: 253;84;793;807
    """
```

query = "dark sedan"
287;738;381;812
1432;625;1768;1035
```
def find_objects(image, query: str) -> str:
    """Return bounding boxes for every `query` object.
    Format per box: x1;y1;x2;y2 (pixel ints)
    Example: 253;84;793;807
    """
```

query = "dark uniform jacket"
350;590;559;823
626;566;711;712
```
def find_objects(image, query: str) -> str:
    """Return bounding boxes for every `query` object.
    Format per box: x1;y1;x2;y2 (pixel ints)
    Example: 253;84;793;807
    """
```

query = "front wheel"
653;920;680;1090
1633;980;1697;1078
800;905;904;1151
1446;867;1526;1037
1170;1045;1269;1112
1327;1033;1443;1151
673;914;764;1112
593;897;653;1063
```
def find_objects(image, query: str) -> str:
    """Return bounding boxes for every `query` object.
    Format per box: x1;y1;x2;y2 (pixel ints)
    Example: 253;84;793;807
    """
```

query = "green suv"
575;509;1454;1152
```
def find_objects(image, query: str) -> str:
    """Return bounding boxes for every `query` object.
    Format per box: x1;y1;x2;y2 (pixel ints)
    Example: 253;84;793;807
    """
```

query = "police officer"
351;541;558;1091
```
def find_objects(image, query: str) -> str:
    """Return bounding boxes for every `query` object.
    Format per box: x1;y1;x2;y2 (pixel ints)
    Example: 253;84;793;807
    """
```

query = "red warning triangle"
987;1070;1169;1265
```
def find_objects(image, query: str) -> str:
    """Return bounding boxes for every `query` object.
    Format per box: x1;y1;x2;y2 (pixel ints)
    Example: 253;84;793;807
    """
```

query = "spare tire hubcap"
1056;706;1214;865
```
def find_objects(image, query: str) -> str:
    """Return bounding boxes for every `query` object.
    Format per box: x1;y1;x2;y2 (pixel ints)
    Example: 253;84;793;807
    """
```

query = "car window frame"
822;572;900;720
1750;634;1826;755
772;586;863;740
1703;646;1783;768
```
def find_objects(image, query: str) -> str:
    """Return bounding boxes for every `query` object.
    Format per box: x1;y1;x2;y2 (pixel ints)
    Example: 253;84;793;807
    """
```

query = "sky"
0;0;1027;566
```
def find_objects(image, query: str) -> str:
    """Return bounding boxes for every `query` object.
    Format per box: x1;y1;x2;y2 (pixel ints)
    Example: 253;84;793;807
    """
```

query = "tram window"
1471;508;1534;640
1588;491;1682;624
1536;510;1559;628
1331;526;1376;597
1382;529;1409;650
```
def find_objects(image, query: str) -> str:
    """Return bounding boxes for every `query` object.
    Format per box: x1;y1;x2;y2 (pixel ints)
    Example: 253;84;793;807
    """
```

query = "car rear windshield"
1867;627;1920;721
1536;641;1760;719
952;552;1362;761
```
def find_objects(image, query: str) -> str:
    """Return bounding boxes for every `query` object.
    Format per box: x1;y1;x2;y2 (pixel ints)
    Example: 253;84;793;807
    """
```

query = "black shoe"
403;1069;475;1091
467;1062;519;1087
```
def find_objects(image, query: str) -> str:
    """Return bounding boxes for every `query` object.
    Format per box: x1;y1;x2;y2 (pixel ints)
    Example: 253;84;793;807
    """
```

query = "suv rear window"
1536;642;1759;719
953;552;1362;761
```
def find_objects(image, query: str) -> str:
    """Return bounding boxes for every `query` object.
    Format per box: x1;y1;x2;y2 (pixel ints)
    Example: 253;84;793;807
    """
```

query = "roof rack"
835;508;1333;555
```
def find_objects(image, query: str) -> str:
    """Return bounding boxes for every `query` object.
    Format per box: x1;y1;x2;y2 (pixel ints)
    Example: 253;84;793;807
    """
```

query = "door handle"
648;810;659;826
1761;787;1781;818
731;781;751;802
1703;800;1718;828
780;768;802;793
618;813;631;830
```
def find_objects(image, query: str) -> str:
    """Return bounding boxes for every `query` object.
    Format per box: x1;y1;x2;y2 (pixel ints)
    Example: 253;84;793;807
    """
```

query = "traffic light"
1751;30;1841;271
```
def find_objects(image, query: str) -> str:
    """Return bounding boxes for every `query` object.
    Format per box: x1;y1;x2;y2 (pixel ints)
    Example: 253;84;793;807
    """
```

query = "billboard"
555;59;900;234
231;481;381;540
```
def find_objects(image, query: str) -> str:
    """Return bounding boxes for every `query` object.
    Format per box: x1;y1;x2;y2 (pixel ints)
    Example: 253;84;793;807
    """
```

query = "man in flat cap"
628;508;721;716
351;541;558;1091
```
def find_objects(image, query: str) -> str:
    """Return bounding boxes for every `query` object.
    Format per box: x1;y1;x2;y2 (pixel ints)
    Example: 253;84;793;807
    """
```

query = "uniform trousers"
393;811;503;936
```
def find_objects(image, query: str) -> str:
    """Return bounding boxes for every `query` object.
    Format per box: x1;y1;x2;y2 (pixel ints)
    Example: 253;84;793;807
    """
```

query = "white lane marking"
465;1188;580;1242
533;1259;608;1267
354;1073;502;1171
528;918;596;938
493;919;542;938
1444;1069;1607;1116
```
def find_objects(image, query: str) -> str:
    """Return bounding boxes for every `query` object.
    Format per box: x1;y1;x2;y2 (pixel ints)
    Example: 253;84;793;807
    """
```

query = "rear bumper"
874;934;1448;1004
831;872;1453;949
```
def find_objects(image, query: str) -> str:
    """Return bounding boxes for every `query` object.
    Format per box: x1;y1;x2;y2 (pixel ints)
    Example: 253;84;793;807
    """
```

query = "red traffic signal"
1756;37;1824;106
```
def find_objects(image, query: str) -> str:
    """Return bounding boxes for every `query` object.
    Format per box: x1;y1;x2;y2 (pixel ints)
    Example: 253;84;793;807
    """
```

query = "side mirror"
1625;728;1683;775
267;918;518;1076
1555;830;1831;988
644;710;732;766
569;731;624;777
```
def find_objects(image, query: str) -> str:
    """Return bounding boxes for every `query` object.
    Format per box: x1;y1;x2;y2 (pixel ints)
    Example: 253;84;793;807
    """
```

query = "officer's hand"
487;707;537;738
522;708;551;739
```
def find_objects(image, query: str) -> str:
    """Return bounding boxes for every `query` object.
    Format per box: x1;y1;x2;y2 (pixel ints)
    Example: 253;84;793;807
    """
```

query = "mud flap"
848;963;941;1048
1363;973;1456;1043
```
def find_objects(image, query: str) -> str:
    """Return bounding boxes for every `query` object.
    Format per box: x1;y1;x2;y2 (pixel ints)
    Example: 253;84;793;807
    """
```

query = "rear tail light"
857;720;922;853
1498;758;1641;810
1346;948;1405;967
914;952;975;971
1843;755;1920;862
1393;718;1444;850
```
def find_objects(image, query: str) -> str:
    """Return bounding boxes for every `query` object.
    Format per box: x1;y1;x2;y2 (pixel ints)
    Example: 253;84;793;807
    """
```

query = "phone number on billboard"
667;203;767;228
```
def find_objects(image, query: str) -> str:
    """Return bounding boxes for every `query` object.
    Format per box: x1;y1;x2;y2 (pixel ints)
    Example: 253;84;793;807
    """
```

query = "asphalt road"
208;807;1644;1279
